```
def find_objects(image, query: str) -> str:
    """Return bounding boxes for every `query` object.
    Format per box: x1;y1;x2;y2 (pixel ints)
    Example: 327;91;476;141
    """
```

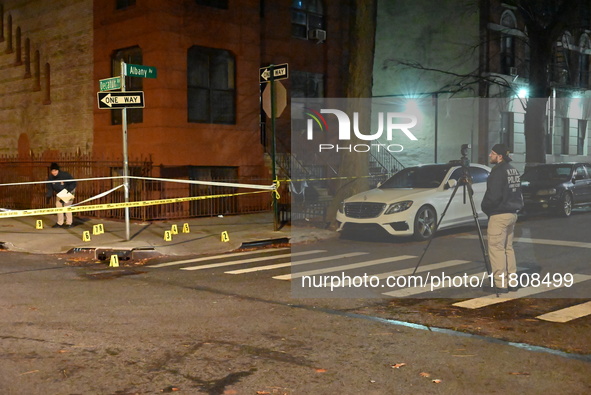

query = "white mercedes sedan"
336;162;491;240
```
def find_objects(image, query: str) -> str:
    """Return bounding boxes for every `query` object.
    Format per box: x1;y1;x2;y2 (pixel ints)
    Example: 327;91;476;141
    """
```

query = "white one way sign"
97;91;145;109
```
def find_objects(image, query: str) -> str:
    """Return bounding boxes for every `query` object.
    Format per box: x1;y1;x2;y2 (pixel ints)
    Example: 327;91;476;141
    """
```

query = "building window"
561;117;570;154
195;0;228;9
291;0;325;39
578;35;590;88
500;112;514;152
187;46;235;124
291;70;324;98
116;0;136;10
500;10;516;75
111;46;143;125
552;32;572;85
578;119;587;155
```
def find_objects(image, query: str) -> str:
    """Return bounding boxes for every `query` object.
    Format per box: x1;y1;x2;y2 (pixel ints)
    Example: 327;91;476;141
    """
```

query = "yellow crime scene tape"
0;190;272;219
0;174;378;219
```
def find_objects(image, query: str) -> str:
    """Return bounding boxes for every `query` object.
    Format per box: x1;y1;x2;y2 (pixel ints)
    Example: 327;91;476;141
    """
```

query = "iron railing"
0;153;272;221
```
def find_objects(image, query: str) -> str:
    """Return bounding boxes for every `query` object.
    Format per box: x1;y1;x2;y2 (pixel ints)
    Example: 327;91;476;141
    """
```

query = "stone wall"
0;0;94;157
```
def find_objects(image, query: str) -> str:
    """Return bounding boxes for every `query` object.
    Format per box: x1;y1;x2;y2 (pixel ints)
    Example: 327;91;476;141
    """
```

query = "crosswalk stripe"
272;255;416;281
149;248;290;268
382;265;529;297
452;274;591;309
536;301;591;323
180;249;326;271
224;252;369;274
383;269;484;298
460;235;591;249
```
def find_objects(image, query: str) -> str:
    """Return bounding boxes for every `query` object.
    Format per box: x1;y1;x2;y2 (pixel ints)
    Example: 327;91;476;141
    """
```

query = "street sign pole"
270;65;279;231
121;59;130;241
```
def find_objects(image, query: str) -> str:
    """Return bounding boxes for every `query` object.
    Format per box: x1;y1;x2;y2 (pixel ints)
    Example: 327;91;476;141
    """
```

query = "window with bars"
111;46;143;125
187;46;236;124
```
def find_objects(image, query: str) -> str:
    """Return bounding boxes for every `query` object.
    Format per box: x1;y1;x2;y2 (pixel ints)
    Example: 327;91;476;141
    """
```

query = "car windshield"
522;165;572;182
379;165;451;188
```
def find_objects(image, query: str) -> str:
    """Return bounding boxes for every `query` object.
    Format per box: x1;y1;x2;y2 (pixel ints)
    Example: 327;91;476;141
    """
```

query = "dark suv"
521;163;591;217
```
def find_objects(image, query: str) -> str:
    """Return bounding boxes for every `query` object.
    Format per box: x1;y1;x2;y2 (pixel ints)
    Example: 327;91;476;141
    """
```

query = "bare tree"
383;0;582;164
510;0;579;163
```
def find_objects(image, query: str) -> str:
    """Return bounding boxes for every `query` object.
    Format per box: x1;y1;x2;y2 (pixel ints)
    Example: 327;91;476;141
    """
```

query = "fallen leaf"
509;372;531;376
58;350;68;353
432;379;443;384
256;392;271;395
419;372;431;377
315;368;327;373
18;370;39;376
391;363;406;369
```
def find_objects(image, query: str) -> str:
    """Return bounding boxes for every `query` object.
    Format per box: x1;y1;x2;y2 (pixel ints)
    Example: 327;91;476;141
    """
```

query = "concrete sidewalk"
0;212;338;258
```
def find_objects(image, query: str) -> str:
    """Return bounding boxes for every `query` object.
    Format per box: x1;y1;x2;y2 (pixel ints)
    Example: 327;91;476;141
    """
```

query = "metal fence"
0;153;272;221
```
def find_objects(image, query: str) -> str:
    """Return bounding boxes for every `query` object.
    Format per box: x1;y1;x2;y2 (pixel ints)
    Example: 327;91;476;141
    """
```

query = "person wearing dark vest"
46;162;77;228
481;144;524;294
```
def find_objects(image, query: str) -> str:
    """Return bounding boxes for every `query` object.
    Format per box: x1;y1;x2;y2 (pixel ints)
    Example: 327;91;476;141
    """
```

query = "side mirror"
446;179;457;190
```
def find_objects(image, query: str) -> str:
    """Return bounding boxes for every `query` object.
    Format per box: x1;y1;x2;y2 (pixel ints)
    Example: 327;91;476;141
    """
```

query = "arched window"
579;34;590;88
291;0;325;39
500;10;517;75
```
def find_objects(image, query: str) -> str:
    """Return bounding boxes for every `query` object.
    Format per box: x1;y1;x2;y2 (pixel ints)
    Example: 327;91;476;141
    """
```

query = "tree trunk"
523;28;553;164
326;0;377;228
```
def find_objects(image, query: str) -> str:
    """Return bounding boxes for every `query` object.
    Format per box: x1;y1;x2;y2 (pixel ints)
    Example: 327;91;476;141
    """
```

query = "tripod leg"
411;179;462;275
465;183;498;295
465;183;491;272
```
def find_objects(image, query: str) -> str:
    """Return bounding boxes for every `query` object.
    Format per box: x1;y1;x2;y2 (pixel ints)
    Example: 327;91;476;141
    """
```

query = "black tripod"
411;146;496;294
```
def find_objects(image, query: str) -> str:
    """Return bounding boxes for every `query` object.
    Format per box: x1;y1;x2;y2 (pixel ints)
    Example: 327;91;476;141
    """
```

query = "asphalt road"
0;210;590;394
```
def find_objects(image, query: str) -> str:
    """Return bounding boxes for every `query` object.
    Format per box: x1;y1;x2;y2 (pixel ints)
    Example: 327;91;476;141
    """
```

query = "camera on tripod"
460;144;470;168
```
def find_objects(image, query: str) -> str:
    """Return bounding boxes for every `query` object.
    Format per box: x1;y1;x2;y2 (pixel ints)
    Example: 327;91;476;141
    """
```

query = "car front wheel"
413;206;437;241
557;192;573;217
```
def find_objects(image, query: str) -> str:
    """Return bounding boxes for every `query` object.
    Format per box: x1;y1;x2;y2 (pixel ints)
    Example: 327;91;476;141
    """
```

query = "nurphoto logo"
305;108;418;153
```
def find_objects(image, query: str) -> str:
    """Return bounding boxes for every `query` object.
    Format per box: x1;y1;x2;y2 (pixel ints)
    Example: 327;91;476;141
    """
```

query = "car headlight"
384;201;413;215
536;188;557;196
338;201;345;213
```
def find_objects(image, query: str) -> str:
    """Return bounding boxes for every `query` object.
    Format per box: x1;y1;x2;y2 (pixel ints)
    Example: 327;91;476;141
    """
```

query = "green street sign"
125;63;157;79
99;76;121;91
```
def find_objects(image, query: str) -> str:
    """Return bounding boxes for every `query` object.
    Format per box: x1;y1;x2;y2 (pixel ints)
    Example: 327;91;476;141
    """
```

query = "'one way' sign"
97;91;145;109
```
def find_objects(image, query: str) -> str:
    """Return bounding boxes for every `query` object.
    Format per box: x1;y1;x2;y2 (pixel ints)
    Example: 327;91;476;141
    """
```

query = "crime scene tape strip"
278;174;380;183
0;176;275;190
72;184;125;206
0;190;271;219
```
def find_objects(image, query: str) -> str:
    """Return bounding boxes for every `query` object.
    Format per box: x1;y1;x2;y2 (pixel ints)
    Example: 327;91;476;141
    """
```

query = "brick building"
0;0;351;182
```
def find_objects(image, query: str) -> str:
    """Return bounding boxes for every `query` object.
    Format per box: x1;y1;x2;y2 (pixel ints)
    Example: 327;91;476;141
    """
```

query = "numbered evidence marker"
93;224;105;235
182;223;190;233
109;254;119;268
36;220;43;229
221;231;230;242
164;230;173;241
171;224;179;235
82;231;91;242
